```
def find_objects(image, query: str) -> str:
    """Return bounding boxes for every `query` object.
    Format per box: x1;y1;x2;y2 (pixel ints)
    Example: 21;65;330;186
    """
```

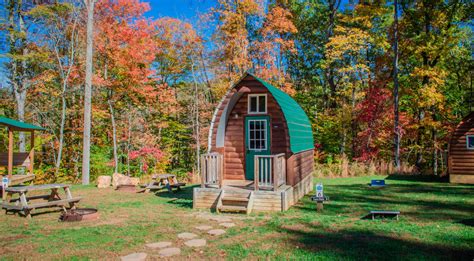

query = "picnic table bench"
140;174;186;193
2;184;81;218
369;210;400;220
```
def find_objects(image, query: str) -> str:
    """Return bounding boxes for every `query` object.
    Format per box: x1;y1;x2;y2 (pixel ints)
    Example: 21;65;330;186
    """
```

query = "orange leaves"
262;6;297;36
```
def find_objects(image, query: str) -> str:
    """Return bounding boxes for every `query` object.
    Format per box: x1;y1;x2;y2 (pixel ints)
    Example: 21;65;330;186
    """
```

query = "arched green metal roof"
248;73;314;153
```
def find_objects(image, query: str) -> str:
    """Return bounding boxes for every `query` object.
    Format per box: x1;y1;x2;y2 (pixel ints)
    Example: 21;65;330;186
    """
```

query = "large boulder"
97;175;112;188
112;173;140;189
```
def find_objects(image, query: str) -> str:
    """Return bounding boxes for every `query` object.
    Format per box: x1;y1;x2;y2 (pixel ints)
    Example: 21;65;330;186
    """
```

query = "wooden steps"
217;191;254;214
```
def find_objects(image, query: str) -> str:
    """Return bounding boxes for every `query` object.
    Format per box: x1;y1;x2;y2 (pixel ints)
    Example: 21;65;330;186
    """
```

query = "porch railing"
200;153;223;188
254;153;286;191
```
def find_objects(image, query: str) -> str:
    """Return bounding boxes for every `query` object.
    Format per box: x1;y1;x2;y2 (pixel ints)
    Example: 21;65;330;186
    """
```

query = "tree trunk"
82;0;95;185
108;100;118;174
326;0;340;109
432;128;438;176
393;0;401;172
191;59;200;176
55;17;77;174
127;107;131;176
18;0;27;153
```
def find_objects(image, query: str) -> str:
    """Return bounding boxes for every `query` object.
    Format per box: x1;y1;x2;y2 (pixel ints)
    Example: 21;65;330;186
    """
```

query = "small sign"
315;183;323;198
2;177;8;188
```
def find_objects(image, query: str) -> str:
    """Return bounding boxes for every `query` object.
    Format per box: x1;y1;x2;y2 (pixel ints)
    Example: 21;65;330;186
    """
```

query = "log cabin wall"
449;112;474;184
286;149;314;186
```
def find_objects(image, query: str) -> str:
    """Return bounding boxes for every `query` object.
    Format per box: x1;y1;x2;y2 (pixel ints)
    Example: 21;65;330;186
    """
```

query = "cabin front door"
245;116;271;180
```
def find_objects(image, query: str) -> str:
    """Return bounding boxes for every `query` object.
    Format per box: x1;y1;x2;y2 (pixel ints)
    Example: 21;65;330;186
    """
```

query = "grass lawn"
0;175;472;260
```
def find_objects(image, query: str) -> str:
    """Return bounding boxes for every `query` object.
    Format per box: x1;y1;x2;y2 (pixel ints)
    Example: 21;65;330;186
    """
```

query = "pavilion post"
8;127;13;180
29;131;34;174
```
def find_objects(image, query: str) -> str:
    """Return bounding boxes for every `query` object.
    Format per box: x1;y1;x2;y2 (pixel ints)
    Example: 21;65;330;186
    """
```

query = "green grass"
0;176;472;260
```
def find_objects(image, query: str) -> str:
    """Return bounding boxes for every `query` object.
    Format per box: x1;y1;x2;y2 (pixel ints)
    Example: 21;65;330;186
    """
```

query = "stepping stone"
158;247;181;257
207;229;226;236
184;238;207;247
177;232;198;239
120;252;147;261
145;241;172;249
210;216;232;222
195;225;213;231
219;222;235;228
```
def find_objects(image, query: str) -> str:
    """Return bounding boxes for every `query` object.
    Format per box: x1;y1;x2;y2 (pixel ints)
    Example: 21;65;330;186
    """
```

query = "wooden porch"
194;153;312;213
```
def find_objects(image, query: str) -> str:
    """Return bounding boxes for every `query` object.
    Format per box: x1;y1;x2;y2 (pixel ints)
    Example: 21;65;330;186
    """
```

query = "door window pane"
248;119;267;151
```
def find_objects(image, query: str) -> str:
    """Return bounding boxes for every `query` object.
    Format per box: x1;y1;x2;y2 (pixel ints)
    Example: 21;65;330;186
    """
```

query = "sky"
145;0;217;23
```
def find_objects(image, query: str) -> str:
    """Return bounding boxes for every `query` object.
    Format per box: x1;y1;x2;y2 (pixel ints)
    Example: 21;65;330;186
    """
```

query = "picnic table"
2;184;82;218
140;174;186;193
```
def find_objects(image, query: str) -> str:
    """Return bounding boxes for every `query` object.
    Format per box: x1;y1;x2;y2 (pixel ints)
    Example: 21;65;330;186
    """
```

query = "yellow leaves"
326;26;370;62
411;67;446;109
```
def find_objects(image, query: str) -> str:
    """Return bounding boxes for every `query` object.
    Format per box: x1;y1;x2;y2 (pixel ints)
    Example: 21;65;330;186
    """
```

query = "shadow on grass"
280;222;474;260
153;185;198;209
458;218;474;227
293;183;474;222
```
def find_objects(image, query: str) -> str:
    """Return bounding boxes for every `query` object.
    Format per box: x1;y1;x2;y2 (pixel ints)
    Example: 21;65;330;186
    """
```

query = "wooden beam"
8;128;13;180
29;131;34;174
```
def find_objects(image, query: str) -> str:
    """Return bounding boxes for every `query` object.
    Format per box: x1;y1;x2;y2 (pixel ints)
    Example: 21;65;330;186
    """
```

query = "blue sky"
145;0;216;22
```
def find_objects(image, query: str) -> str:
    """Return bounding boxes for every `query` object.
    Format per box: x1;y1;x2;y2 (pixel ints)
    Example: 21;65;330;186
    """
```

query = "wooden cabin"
448;112;474;184
194;73;315;213
0;116;44;188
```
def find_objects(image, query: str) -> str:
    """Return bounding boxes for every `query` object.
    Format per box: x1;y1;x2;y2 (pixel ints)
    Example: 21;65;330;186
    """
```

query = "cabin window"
248;94;267;114
467;135;474;150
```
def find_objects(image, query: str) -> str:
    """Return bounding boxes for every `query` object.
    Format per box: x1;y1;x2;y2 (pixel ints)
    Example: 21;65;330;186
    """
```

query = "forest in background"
0;0;472;183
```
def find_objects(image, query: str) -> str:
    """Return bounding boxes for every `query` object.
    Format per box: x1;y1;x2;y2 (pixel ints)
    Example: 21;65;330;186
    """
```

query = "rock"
112;173;140;189
195;225;213;231
120;252;147;261
207;229;226;236
146;241;172;249
184;239;206;247
219;222;235;228
129;177;140;186
158;247;181;257
210;216;232;222
97;175;111;188
177;232;197;239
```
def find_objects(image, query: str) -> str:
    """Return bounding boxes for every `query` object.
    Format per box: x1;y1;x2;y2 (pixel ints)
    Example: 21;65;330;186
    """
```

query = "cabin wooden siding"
286;149;314;186
448;112;474;184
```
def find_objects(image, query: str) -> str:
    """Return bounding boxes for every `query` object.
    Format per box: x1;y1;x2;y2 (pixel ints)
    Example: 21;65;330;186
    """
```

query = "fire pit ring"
60;208;99;222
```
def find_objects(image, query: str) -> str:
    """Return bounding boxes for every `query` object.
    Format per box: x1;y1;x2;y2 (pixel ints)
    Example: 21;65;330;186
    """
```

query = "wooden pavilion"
194;73;315;213
0;116;44;187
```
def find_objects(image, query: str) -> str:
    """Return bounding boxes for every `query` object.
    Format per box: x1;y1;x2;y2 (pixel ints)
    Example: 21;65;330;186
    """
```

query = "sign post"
2;177;8;200
315;183;323;211
310;183;329;212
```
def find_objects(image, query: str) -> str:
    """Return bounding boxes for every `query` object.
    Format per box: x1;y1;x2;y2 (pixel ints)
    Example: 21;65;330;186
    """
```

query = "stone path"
177;232;198;239
121;214;237;259
184;239;207;247
219;222;235;228
158;247;181;257
120;252;147;261
207;229;226;236
195;225;213;231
